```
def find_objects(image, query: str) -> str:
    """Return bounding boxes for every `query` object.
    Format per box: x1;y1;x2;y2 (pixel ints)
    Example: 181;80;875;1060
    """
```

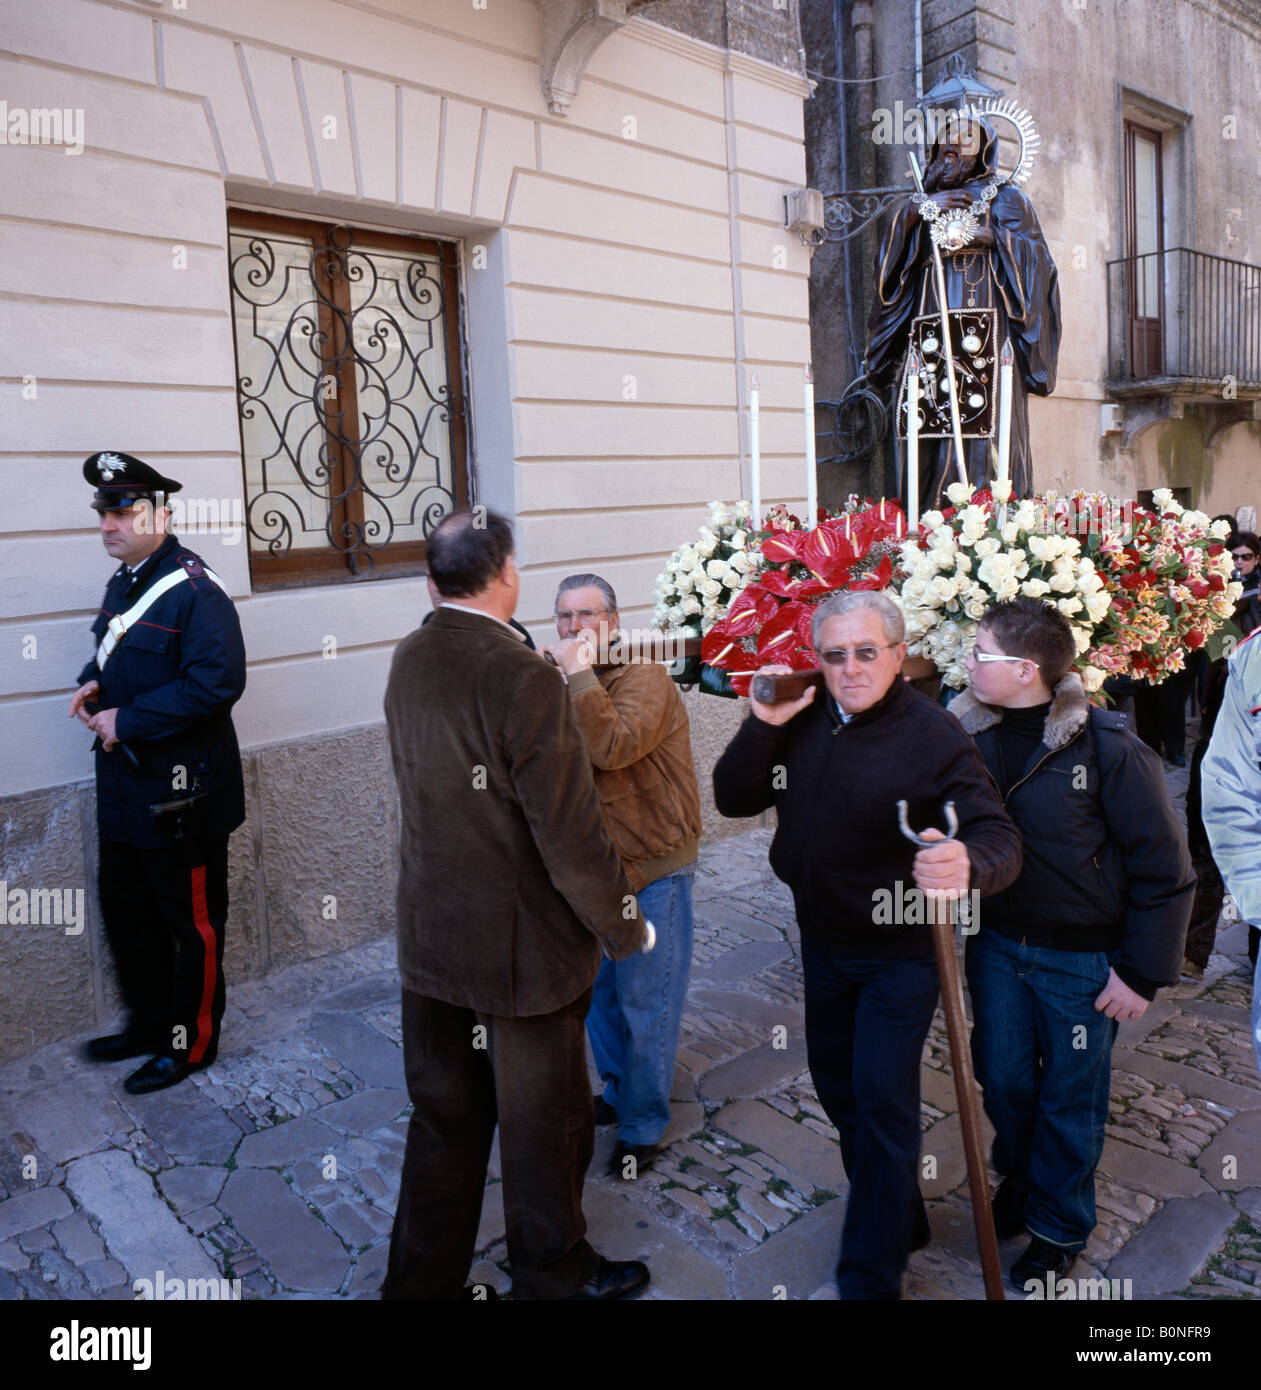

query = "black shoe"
991;1179;1028;1240
593;1095;618;1126
566;1257;650;1300
83;1031;157;1064
123;1055;202;1095
1009;1235;1080;1293
608;1141;661;1178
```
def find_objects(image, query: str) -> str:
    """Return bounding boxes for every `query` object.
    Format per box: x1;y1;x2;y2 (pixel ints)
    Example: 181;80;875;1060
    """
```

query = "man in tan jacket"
544;574;702;1177
383;512;654;1301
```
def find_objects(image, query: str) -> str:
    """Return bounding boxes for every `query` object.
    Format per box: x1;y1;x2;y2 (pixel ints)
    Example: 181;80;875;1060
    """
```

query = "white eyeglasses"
968;650;1039;667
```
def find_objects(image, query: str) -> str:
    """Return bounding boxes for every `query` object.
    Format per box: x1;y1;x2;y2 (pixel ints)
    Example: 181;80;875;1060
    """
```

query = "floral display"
897;481;1111;691
651;500;759;636
699;500;907;696
1074;486;1240;683
663;483;1240;701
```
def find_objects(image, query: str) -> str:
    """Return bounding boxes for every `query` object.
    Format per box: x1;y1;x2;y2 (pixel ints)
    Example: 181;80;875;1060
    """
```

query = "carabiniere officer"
70;452;247;1095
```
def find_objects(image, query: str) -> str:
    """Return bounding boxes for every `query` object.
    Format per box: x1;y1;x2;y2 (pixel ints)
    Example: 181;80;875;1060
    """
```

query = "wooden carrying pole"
930;912;1006;1300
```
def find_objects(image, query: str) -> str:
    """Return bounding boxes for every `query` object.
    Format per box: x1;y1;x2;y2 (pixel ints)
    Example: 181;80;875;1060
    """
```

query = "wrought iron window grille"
227;210;469;586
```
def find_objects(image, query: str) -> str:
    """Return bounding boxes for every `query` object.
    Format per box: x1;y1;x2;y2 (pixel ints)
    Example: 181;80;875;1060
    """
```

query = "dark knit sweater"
713;677;1022;960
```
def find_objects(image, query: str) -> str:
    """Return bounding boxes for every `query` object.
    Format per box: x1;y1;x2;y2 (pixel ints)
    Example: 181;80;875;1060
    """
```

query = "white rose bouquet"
652;500;759;635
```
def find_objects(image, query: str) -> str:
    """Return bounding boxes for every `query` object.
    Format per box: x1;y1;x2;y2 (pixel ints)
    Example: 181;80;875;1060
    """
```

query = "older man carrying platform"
713;591;1021;1299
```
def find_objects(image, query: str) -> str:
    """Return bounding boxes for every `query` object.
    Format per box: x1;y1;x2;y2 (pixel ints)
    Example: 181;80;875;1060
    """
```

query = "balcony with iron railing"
1106;247;1261;401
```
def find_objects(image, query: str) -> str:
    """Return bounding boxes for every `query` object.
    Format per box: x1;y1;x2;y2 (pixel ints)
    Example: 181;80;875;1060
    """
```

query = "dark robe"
866;120;1061;508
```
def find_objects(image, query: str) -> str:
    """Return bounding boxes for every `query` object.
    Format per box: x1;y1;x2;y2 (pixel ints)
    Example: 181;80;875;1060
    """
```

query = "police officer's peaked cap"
84;452;183;513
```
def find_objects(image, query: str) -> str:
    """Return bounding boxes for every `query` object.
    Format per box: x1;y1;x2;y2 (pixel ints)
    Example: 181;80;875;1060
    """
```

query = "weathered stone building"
803;0;1261;518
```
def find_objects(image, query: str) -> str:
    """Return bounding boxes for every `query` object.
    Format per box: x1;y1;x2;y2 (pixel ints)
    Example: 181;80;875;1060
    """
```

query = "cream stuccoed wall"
0;0;812;802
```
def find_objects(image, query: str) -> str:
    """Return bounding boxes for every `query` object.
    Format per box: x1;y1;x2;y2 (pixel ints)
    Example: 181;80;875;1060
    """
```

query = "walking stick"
907;153;969;486
897;798;1006;1301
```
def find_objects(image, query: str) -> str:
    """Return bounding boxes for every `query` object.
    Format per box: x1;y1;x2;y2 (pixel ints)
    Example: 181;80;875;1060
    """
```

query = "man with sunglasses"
950;597;1193;1293
713;591;1021;1299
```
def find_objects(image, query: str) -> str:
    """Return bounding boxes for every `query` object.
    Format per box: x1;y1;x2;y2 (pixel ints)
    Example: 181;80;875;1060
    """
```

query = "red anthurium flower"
722;586;780;636
756;569;804;597
1187;579;1210;600
848;553;895;592
757;601;808;659
759;532;802;565
1186;628;1205;649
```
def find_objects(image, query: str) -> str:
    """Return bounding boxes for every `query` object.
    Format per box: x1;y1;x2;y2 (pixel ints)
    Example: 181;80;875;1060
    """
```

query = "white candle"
804;364;817;529
906;349;921;531
997;338;1013;490
749;371;761;531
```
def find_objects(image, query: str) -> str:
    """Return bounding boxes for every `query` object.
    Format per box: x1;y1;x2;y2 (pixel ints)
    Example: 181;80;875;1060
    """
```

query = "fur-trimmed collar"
949;671;1089;752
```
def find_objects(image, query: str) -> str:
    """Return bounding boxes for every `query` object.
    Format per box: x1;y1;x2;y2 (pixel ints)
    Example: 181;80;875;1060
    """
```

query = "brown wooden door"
1124;123;1165;378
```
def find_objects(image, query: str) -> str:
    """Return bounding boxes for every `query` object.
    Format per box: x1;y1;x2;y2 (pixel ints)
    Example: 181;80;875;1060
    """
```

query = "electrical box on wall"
1101;404;1126;436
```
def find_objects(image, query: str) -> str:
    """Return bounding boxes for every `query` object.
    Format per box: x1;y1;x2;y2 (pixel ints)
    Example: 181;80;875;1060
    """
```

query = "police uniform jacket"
77;533;247;849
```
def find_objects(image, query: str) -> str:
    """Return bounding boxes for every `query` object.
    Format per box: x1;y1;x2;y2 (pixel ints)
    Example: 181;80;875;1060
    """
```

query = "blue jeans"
801;942;941;1300
966;930;1117;1250
587;868;694;1146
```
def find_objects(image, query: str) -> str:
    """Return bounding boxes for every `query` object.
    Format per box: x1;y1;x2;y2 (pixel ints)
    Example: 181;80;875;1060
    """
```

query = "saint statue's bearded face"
925;117;984;190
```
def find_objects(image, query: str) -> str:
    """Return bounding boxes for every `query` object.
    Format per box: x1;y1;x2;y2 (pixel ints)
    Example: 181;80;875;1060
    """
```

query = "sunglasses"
816;644;896;665
1232;551;1256;561
968;651;1040;667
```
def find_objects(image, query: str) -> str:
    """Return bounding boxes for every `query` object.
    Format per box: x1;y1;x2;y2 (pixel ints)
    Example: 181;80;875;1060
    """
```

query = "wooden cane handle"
749;670;824;704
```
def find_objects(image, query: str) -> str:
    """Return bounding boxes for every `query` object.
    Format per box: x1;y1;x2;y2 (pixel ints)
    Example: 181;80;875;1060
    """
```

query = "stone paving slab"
0;1187;72;1241
693;905;784;943
64;1150;217;1285
689;987;805;1037
712;1100;845;1195
1196;1109;1261;1191
730;1199;843;1300
692;942;791;986
121;1083;243;1166
156;1166;227;1214
316;1089;409;1134
1098;1137;1214;1198
235;1114;340;1168
9;1084;132;1166
1107;1191;1238;1295
1109;1050;1261;1110
698;1034;810;1102
307;1012;404;1089
219;1167;351;1292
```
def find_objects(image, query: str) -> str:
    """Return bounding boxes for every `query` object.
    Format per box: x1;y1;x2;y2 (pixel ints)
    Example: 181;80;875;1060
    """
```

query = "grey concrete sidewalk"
1;763;1259;1300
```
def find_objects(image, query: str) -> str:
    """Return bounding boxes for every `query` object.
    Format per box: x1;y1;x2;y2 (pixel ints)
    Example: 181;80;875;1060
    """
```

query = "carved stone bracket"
1110;389;1261;450
536;0;646;116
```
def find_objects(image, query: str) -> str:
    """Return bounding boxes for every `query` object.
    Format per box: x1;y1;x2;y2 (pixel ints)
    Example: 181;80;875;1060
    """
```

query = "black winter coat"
713;676;1022;959
950;675;1194;996
77;534;247;848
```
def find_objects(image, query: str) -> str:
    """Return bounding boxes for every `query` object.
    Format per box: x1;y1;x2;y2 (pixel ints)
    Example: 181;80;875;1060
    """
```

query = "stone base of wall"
0;695;764;1062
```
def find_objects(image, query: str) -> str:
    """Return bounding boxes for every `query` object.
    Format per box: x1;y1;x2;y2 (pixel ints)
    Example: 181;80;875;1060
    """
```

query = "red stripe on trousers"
187;864;216;1065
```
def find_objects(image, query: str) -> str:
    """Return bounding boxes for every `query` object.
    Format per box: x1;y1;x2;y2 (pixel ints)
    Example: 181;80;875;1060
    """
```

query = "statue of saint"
865;114;1061;507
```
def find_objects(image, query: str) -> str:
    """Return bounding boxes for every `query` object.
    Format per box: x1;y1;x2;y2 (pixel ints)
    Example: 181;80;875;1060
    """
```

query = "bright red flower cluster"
701;502;905;695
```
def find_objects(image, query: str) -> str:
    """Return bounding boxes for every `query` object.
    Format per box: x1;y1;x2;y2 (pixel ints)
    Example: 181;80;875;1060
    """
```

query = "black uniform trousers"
383;986;601;1301
98;838;229;1066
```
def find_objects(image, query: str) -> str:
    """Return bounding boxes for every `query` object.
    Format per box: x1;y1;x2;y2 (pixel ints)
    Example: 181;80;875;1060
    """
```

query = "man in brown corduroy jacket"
382;509;653;1302
544;574;702;1179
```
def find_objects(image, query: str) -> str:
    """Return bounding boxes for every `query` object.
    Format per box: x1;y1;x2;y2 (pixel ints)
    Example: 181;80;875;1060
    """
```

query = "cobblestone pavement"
1;749;1257;1301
